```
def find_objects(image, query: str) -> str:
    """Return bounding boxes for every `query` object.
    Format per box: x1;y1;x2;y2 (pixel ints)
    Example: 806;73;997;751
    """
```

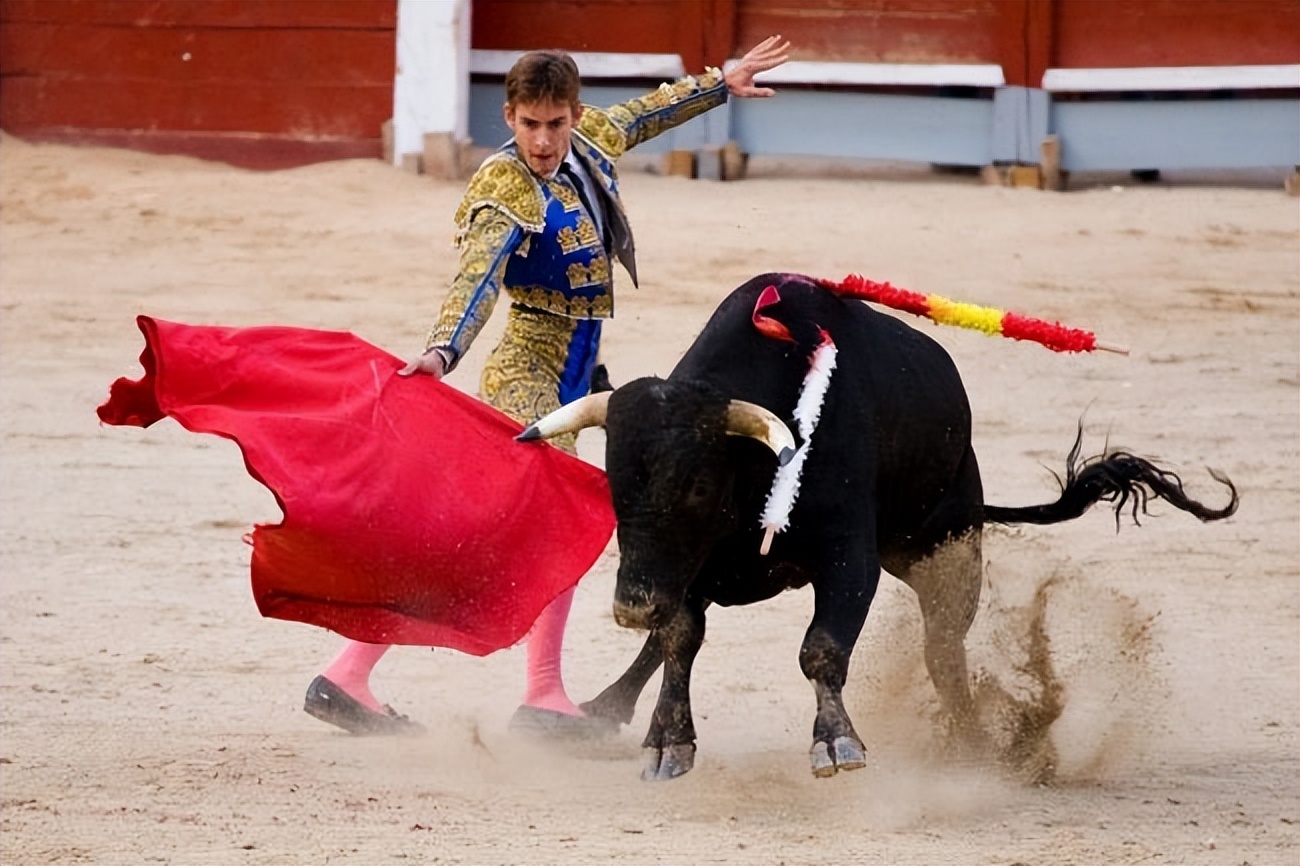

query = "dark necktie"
560;163;609;250
561;160;638;286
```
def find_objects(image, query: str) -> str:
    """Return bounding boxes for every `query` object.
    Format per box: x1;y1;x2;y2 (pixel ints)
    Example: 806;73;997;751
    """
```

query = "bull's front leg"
640;597;706;781
801;552;879;777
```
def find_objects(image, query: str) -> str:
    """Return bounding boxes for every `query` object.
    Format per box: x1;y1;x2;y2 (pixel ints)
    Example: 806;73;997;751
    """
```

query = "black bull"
519;273;1238;781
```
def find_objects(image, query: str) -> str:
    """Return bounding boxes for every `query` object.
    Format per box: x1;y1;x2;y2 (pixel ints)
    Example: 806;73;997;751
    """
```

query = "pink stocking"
522;587;582;715
322;640;390;712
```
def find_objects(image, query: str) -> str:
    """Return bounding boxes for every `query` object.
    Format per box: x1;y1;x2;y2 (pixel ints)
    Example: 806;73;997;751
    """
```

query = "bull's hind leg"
900;529;983;748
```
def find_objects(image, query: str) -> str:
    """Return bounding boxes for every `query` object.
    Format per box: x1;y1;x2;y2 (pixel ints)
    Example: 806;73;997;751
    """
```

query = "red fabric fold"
98;316;616;655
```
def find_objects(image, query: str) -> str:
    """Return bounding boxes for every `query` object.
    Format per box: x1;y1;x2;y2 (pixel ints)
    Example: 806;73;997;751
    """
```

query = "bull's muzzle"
612;599;656;631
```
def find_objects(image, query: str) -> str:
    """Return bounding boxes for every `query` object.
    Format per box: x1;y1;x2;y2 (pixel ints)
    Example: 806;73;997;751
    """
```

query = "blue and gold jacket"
426;68;728;367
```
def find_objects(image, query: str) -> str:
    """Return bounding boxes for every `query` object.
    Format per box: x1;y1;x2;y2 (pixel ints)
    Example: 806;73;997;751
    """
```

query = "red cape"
97;316;616;655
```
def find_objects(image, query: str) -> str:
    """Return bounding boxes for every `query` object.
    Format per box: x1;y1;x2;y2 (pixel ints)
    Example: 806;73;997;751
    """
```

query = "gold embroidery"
556;218;599;254
560;256;612;292
565;261;587;288
556;226;579;254
425;70;729;427
425;209;514;352
548;179;581;211
575;109;627;159
577;218;599;248
479;307;582;453
606;70;727;151
454;155;545;232
508;285;613;319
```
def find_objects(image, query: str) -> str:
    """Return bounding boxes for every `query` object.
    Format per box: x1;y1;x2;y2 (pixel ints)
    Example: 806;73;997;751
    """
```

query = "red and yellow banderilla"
820;274;1129;355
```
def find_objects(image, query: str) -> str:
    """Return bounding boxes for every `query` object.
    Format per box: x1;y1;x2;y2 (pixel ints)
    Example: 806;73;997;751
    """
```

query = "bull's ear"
725;400;797;465
517;391;611;441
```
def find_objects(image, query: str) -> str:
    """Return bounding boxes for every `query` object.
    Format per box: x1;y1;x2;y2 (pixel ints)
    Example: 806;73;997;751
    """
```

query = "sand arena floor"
2;134;1297;864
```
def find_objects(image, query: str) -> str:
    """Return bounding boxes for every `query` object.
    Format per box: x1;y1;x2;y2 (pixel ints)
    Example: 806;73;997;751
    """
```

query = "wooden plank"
753;60;1003;86
1054;0;1300;69
471;50;685;78
472;0;694;57
662;149;697;178
0;0;396;167
1040;133;1064;191
0;76;390;137
1007;164;1042;189
1043;65;1300;93
1050;98;1300;171
466;0;736;70
993;0;1054;88
703;0;737;67
3;126;383;170
1022;0;1054;90
720;140;748;180
672;0;706;72
0;0;396;29
734;0;1006;65
0;21;394;82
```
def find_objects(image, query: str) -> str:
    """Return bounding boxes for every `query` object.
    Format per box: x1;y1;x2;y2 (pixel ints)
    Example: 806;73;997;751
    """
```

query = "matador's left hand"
724;35;791;98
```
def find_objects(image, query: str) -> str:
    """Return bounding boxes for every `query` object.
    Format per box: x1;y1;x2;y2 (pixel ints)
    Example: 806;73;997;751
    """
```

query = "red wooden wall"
3;0;1295;170
1052;0;1300;71
0;0;396;168
471;0;736;76
474;1;1298;90
730;0;1051;85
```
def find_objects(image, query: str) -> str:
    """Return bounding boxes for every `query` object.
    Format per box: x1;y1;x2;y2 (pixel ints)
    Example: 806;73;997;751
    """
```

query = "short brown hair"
505;51;581;108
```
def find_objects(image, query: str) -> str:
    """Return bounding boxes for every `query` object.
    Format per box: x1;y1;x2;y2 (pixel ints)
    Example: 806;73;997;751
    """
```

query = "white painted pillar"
392;0;470;167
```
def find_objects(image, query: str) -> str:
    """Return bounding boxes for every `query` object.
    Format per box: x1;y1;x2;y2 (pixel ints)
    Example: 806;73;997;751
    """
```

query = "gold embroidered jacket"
426;69;728;367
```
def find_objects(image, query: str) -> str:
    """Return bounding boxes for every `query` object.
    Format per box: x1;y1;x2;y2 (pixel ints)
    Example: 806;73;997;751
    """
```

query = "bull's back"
675;274;976;537
675;274;970;433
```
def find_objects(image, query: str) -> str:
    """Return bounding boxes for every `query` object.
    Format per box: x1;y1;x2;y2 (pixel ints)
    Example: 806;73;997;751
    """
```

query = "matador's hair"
505;50;582;108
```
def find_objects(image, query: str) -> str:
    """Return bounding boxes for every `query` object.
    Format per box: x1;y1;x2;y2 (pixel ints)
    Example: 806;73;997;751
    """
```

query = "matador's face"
504;99;585;178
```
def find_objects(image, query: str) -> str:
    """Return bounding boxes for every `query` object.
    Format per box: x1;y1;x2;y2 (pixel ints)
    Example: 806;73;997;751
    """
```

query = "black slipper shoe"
508;705;617;740
303;675;425;736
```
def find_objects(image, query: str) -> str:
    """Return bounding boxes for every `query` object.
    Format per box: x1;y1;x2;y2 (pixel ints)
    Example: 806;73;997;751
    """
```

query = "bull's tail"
983;427;1239;529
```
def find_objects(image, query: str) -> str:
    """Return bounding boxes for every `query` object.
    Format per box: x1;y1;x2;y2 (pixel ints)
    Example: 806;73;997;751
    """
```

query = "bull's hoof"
809;736;867;777
640;743;695;781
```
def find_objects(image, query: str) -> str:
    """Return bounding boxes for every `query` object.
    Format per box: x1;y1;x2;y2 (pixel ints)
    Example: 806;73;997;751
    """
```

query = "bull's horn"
726;401;797;466
517;391;611;441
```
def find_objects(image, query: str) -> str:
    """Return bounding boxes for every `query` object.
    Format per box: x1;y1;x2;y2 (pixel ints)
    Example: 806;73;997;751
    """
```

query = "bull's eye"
686;476;713;504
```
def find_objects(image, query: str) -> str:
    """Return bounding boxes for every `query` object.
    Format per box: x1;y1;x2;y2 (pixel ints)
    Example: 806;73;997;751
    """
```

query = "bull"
519;272;1237;781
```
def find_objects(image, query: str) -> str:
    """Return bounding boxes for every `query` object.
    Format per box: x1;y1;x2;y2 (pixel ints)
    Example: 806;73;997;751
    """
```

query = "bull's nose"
613;600;654;631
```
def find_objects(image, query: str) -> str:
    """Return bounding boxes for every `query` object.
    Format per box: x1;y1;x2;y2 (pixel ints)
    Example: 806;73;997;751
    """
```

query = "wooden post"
663;150;697;178
996;0;1056;88
980;165;1008;186
703;0;738;66
981;164;1045;189
1041;134;1066;191
381;119;395;166
697;148;723;181
1008;165;1043;189
423;132;471;180
720;141;748;181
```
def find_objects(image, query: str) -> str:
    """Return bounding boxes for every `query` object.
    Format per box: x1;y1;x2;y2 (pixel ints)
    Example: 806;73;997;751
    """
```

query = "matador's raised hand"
724;35;791;99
